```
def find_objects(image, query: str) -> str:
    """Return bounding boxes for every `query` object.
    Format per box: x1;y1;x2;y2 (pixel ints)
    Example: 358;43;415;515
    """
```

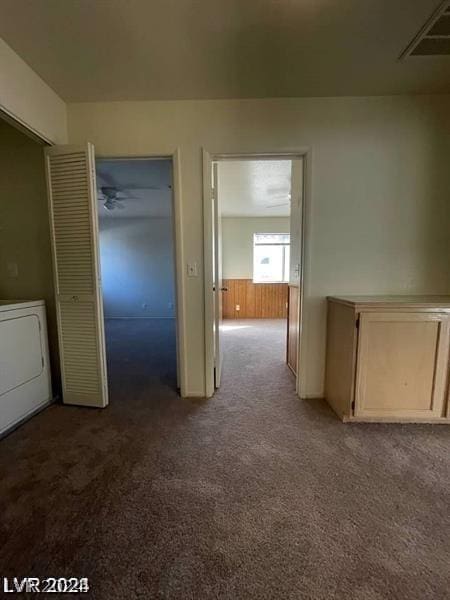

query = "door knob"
220;287;229;292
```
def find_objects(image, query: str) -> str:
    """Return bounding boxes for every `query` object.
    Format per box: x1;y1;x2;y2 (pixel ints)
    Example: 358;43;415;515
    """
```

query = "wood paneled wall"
222;279;288;319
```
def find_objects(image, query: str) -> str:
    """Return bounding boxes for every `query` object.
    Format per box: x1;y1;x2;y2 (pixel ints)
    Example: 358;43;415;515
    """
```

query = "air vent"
401;1;450;58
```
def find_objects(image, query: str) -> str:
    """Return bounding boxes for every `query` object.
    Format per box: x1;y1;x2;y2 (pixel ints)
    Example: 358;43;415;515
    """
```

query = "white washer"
0;300;52;437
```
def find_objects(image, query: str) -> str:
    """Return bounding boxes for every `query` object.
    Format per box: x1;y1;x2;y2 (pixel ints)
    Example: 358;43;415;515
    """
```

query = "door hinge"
41;357;45;368
355;317;360;329
351;400;355;412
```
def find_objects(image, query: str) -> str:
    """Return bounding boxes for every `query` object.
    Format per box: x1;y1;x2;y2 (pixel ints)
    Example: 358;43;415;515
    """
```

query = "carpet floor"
0;318;449;599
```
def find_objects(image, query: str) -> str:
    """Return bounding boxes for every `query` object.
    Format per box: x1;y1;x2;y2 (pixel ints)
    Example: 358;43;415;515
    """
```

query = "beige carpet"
0;318;449;599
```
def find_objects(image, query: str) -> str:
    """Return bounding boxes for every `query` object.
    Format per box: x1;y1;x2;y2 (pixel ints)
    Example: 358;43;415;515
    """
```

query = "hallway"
0;321;449;599
220;318;295;402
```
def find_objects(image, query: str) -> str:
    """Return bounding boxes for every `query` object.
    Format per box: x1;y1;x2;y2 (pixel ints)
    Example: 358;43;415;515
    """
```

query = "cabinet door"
355;312;449;419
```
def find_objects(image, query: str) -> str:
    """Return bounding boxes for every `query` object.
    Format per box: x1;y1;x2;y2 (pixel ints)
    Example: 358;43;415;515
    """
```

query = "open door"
287;158;303;385
45;143;108;407
212;162;224;387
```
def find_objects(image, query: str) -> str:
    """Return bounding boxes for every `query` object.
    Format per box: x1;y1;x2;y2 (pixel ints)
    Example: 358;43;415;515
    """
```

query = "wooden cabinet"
325;296;450;423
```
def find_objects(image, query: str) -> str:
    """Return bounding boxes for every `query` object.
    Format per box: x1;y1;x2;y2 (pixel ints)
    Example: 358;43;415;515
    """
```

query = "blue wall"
99;217;175;318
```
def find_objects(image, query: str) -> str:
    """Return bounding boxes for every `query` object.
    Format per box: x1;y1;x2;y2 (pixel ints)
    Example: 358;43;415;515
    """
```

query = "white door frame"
0;107;53;146
96;150;188;397
202;149;312;399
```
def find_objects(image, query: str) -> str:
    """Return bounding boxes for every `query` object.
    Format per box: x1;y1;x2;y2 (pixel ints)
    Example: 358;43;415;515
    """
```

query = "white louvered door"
45;144;108;407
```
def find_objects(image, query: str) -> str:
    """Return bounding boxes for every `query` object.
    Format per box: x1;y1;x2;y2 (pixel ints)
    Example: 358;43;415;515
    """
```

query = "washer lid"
0;299;45;311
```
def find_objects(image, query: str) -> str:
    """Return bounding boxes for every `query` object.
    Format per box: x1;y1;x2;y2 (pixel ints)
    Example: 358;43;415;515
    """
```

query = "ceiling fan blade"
119;184;170;191
114;192;139;201
96;169;117;188
267;186;290;195
266;202;290;208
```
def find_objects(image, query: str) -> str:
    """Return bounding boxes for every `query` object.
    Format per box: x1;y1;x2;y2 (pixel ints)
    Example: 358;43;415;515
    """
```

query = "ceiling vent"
401;1;450;58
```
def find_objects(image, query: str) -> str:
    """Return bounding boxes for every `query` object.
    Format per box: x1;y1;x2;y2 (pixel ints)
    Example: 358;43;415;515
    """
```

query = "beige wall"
0;38;67;144
222;217;289;279
67;95;450;397
0;118;60;391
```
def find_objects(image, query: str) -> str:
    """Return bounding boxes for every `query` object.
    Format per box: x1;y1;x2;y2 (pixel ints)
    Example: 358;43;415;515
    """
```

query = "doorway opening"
204;153;306;397
96;158;178;398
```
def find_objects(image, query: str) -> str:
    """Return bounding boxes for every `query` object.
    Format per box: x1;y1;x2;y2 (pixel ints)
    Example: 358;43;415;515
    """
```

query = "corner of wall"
0;37;68;144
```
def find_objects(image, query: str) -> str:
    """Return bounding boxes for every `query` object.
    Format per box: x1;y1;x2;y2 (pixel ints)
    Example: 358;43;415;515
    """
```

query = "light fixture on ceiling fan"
97;187;127;211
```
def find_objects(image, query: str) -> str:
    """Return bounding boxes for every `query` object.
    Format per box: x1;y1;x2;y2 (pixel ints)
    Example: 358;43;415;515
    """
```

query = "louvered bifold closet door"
45;144;108;407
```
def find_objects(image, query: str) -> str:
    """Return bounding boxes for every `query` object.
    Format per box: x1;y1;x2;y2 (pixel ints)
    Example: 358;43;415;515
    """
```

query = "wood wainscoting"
222;279;288;319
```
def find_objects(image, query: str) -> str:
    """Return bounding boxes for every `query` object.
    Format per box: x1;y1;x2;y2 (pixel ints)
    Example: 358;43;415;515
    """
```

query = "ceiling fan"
97;187;128;211
97;182;173;211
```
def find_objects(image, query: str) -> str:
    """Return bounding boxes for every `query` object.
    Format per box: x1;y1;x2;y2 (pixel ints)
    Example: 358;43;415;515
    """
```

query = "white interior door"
45;143;108;407
289;158;303;390
212;162;224;387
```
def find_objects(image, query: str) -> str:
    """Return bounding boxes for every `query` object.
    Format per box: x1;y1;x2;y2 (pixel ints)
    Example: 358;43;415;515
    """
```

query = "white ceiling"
96;159;172;219
218;160;292;217
0;1;449;101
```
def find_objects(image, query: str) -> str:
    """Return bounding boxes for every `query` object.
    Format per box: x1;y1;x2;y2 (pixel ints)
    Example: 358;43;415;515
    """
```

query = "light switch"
187;262;198;277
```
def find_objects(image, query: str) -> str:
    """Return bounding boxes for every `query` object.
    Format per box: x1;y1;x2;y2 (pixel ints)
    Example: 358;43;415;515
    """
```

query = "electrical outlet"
236;304;240;311
142;303;148;310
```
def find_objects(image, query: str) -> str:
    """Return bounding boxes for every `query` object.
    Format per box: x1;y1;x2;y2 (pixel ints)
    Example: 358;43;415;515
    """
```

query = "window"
253;233;290;283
